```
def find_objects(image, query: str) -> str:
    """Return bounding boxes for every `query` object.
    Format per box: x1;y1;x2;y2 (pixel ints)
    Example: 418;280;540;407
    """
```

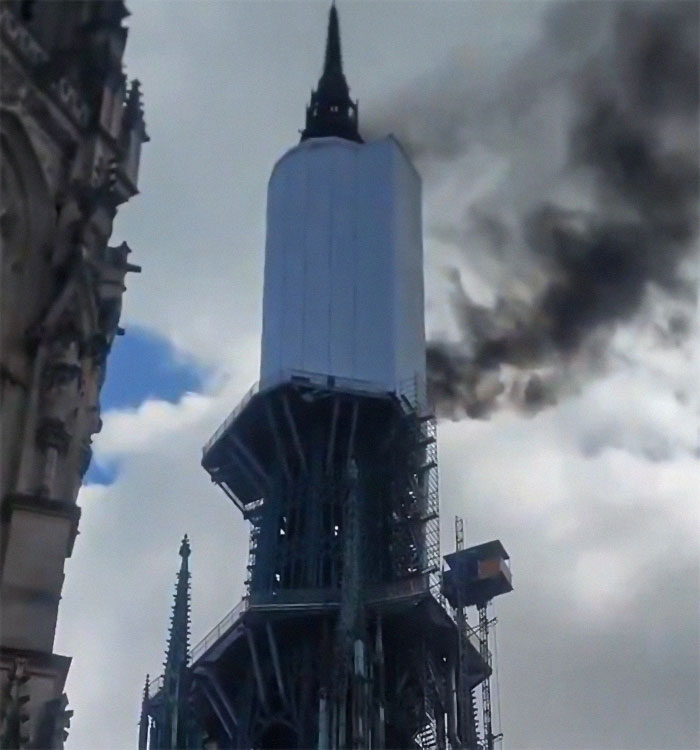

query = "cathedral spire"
164;535;191;674
160;535;192;749
301;3;362;143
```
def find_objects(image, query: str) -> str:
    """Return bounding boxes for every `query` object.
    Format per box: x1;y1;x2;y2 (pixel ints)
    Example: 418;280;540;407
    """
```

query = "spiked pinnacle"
160;535;192;748
301;3;362;143
138;675;150;750
165;535;191;674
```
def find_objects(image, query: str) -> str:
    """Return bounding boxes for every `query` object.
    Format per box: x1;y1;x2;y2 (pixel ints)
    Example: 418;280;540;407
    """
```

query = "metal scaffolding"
142;381;511;750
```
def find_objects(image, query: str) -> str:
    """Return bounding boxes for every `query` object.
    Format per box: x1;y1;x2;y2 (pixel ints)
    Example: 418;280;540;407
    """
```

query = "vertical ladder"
245;523;259;592
417;719;437;749
478;606;502;750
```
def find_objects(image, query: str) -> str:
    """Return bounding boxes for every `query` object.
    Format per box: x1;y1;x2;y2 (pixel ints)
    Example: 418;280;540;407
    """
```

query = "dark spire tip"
179;534;191;559
300;2;362;144
324;3;342;74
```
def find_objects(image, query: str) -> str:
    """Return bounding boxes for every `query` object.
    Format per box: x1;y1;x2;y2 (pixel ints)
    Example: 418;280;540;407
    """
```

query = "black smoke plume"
370;1;699;419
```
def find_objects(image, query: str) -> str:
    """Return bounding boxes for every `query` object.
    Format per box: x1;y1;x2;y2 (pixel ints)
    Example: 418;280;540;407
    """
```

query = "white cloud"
52;3;699;749
56;373;254;748
437;401;698;746
96;392;212;454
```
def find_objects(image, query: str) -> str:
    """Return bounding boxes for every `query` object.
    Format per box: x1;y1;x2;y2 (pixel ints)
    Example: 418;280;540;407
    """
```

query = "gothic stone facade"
0;2;146;746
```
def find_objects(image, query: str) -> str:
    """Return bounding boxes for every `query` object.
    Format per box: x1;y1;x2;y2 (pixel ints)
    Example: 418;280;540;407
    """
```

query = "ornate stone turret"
0;2;147;745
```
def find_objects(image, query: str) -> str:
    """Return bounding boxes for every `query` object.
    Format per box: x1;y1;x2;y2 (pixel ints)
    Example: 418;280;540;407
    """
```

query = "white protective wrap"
260;136;426;404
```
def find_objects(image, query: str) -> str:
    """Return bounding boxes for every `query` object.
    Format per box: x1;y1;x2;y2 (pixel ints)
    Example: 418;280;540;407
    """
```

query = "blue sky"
84;326;206;485
100;326;206;410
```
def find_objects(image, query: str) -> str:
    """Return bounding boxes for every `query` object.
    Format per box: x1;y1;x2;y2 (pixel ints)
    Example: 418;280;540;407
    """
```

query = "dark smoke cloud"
370;2;699;419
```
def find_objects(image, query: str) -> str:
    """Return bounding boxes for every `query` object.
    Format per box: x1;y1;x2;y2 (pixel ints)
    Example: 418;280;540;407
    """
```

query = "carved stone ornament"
32;692;73;750
36;329;82;451
35;417;70;453
0;147;29;267
0;6;90;129
0;6;47;67
85;333;109;364
78;439;92;478
0;658;31;749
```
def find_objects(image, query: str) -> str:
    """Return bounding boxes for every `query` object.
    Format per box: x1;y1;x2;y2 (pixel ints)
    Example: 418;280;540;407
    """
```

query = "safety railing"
202;381;260;456
205;370;428;458
275;368;390;398
248;587;341;608
190;596;249;664
366;574;430;604
203;370;396;458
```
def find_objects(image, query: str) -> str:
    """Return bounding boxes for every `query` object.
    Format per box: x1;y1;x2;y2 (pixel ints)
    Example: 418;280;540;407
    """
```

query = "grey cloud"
498;560;699;749
437;415;699;749
367;1;699;420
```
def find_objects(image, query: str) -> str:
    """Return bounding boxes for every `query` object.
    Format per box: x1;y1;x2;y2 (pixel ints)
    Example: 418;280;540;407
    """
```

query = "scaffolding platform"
443;540;512;609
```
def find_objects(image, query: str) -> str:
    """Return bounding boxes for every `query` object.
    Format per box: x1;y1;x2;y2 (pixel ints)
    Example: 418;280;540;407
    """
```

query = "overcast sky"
54;2;698;748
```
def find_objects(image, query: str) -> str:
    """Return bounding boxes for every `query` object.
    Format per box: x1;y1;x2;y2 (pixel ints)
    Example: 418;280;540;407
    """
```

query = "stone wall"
0;3;147;746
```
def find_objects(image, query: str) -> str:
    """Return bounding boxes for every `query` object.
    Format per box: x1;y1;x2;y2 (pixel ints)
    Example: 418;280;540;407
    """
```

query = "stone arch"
1;109;56;365
0;109;57;497
0;109;54;266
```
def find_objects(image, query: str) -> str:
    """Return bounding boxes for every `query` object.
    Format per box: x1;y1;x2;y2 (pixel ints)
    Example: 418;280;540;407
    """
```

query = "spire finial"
138;674;151;749
300;3;362;143
179;534;190;560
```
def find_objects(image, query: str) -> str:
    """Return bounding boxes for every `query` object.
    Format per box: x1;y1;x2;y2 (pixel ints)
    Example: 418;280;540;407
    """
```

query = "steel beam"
231;433;270;488
326;397;340;473
246;627;270;713
200;680;235;742
282;393;308;473
221;436;267;497
264;400;292;484
345;399;359;466
265;621;290;712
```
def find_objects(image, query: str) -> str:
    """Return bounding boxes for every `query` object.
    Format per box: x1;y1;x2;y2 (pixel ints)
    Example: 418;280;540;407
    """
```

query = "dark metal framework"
141;378;495;748
442;529;513;750
452;519;481;750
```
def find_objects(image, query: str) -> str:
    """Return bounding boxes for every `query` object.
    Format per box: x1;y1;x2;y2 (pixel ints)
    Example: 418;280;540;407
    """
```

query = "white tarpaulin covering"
260;135;426;403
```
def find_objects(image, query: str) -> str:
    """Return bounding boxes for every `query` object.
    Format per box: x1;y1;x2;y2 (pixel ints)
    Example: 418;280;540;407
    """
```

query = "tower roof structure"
301;3;362;143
